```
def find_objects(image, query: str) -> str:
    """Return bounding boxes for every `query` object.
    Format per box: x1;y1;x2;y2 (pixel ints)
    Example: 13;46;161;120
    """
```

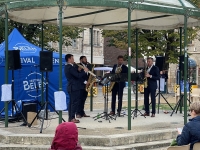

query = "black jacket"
147;65;159;89
111;64;128;88
79;63;92;90
177;116;200;150
64;64;86;93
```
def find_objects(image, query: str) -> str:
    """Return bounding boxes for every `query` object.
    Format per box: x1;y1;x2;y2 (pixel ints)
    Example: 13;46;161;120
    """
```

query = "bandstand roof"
0;0;200;30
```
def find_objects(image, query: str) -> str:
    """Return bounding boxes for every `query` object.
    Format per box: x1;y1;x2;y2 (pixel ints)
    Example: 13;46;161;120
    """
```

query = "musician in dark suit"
142;57;159;117
64;54;88;123
76;56;91;118
110;55;128;116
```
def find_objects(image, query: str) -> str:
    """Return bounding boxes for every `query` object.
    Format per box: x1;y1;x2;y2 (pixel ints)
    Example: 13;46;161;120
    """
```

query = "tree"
103;0;200;70
0;19;83;51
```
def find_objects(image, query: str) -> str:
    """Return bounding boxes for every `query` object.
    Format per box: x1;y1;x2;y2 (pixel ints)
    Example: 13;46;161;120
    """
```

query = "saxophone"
86;64;97;92
108;65;122;92
74;62;96;77
144;68;148;88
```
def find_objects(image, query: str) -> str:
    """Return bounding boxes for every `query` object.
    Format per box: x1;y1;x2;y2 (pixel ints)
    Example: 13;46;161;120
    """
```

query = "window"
93;30;96;45
89;29;101;46
72;39;77;48
97;31;100;46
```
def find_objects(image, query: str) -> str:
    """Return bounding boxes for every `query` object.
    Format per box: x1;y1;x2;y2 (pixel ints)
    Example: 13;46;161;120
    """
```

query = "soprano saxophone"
74;62;96;77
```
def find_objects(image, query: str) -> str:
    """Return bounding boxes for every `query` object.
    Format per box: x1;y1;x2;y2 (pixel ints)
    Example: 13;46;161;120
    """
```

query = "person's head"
51;122;78;150
160;71;163;74
80;56;87;64
117;55;124;65
189;101;200;118
147;57;154;67
65;54;74;64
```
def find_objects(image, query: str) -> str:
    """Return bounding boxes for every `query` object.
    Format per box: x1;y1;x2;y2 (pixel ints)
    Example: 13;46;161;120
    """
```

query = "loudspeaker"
179;55;188;72
8;50;21;70
40;51;53;72
22;103;37;120
155;56;164;71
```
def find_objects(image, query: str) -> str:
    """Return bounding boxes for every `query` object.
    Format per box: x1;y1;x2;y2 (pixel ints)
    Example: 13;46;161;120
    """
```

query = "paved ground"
0;86;189;150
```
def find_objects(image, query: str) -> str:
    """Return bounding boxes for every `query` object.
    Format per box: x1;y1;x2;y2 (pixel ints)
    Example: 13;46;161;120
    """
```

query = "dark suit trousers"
77;89;88;116
144;87;156;114
111;84;124;113
68;90;80;121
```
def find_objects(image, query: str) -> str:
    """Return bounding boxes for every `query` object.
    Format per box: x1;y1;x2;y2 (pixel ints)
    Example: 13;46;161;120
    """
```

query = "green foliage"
190;0;200;7
103;0;200;69
0;19;83;51
103;27;199;69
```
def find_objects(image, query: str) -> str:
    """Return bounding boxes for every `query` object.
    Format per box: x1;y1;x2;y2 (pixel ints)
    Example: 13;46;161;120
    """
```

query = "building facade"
50;28;104;65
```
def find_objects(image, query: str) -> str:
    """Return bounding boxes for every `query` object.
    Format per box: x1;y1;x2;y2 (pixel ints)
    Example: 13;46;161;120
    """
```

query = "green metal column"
58;0;63;124
183;14;188;125
135;29;138;115
4;8;8;127
127;3;132;130
90;27;93;111
41;23;44;105
179;27;182;113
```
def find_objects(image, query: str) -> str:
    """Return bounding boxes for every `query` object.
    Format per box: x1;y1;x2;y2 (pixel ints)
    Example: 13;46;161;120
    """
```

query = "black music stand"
170;82;191;117
111;73;144;118
93;73;116;123
28;72;66;133
128;73;145;119
156;78;173;114
0;70;27;124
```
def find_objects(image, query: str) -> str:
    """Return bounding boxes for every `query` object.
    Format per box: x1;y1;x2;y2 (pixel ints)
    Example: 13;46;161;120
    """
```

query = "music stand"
156;78;173;114
93;73;116;123
170;81;191;116
112;73;144;119
129;73;145;119
28;72;66;133
0;70;28;124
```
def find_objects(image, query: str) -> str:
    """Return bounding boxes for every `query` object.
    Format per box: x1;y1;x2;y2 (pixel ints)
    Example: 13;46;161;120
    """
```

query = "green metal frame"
42;9;113;23
4;7;8;127
58;0;63;124
90;27;93;111
127;1;132;130
0;0;199;128
0;0;200;17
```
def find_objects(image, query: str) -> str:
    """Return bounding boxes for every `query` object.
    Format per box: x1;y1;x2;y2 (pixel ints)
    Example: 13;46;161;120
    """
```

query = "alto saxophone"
108;65;122;92
144;68;148;88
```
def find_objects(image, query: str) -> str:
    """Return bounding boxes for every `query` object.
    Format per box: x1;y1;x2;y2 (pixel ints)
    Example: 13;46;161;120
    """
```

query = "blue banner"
0;28;69;112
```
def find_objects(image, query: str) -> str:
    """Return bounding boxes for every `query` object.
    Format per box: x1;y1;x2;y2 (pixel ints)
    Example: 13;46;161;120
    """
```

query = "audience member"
50;122;82;150
176;101;200;150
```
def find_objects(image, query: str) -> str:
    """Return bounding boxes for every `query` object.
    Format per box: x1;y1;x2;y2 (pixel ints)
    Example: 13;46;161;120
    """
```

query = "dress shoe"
76;115;82;118
117;111;121;117
70;119;80;123
83;114;90;117
141;112;149;116
109;111;115;115
151;114;155;117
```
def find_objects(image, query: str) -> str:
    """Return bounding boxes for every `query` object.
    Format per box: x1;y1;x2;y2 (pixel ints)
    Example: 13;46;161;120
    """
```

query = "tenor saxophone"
86;64;96;92
108;65;122;92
